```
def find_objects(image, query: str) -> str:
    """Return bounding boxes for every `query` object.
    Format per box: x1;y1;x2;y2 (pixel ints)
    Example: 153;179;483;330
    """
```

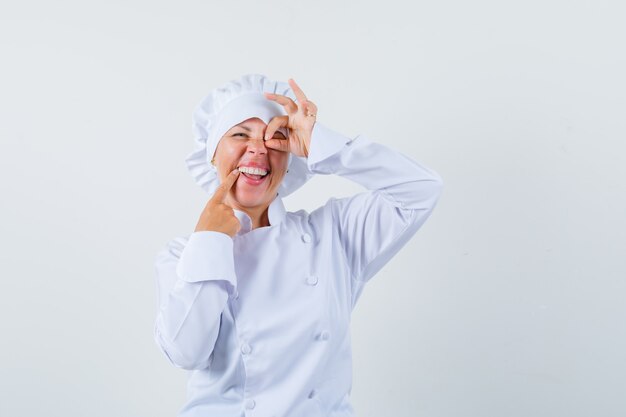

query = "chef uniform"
154;74;443;417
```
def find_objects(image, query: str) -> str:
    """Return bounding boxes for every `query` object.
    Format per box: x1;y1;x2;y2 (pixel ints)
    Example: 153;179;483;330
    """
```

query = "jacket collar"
232;194;286;235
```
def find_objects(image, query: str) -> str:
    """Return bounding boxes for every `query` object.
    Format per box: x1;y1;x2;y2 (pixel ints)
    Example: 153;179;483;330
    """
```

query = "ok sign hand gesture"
263;78;318;158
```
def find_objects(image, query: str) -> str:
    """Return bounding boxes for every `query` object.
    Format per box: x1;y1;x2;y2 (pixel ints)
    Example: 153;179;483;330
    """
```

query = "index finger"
288;78;308;104
212;169;240;203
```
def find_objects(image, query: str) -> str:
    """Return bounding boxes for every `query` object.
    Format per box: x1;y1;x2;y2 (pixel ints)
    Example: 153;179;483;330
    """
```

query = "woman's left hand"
263;78;317;158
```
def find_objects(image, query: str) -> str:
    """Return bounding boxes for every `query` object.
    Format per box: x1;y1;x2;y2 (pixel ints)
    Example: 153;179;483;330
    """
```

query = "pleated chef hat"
185;74;314;197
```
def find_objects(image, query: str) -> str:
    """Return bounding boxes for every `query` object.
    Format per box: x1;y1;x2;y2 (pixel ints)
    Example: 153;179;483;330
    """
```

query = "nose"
246;137;267;155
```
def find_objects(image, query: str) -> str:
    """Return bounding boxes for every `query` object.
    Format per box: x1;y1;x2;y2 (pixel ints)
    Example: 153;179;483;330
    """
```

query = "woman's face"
213;117;289;211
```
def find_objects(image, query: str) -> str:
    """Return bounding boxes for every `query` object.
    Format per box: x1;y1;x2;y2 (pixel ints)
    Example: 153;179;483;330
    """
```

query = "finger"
302;100;317;117
212;169;240;202
288;78;308;104
264;115;289;140
264;138;290;153
264;92;298;114
305;100;317;114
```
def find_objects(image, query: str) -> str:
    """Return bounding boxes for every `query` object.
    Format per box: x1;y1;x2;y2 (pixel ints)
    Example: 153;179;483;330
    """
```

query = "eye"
232;132;248;138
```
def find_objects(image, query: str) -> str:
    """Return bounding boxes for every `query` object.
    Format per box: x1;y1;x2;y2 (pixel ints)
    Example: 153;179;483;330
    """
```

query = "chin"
233;191;271;209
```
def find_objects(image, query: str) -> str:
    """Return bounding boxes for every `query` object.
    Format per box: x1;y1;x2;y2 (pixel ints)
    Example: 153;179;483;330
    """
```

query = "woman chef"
154;74;443;417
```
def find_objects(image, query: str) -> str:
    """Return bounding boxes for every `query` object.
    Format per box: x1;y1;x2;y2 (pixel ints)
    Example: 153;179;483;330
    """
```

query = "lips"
238;168;269;186
239;172;268;186
237;162;270;186
238;162;270;172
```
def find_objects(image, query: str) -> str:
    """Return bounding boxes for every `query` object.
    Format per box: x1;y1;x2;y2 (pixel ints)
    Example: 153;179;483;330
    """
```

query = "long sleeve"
306;123;443;301
154;231;237;370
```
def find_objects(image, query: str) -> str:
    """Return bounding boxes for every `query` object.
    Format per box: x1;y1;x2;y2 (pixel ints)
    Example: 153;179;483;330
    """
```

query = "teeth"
238;166;268;176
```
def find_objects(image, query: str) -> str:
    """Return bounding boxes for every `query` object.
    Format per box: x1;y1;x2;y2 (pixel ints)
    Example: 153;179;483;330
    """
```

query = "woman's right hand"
194;169;241;238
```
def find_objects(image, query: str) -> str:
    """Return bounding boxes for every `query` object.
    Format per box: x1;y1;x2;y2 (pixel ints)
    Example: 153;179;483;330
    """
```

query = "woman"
154;74;443;417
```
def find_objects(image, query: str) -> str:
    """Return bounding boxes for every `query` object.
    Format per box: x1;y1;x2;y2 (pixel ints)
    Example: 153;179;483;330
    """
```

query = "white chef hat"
185;74;314;197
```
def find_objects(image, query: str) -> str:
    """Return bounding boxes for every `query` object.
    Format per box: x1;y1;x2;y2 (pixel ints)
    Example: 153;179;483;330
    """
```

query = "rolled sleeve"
176;231;237;291
307;122;353;172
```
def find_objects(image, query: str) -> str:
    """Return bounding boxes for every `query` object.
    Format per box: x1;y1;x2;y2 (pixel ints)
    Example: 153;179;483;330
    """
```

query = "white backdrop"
1;1;625;416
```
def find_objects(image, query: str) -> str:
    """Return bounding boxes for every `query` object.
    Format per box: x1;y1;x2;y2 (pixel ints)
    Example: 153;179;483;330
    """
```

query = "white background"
1;1;625;416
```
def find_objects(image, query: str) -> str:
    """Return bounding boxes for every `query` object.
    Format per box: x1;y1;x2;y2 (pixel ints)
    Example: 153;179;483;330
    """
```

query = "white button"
306;275;318;286
241;343;252;355
245;399;256;409
308;389;317;399
319;331;330;341
301;233;312;243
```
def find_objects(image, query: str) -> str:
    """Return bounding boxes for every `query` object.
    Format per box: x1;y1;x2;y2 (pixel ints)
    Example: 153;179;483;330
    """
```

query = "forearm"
307;122;443;210
155;280;229;370
154;232;237;370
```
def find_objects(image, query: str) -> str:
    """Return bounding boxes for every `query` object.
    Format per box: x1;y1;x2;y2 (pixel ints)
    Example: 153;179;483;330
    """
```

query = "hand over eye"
263;78;317;158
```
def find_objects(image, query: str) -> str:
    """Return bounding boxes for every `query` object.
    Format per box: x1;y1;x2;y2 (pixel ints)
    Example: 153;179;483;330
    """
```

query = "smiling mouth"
237;166;270;183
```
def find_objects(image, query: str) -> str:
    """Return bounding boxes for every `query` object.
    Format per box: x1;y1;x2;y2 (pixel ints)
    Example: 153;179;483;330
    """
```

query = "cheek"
215;142;244;177
270;154;290;181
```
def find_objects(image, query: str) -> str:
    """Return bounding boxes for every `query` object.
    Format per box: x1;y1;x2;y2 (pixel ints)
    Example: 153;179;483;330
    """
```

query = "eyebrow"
233;125;252;132
230;124;285;138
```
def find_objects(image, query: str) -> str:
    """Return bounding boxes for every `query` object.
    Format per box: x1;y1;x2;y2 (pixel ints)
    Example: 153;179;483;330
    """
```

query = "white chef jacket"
154;122;443;417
